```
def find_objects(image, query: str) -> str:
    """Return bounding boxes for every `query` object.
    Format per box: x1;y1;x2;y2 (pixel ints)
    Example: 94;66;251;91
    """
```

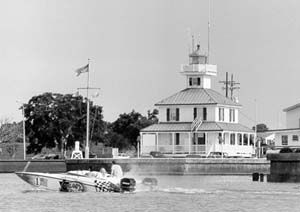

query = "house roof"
283;103;300;112
141;121;253;133
263;128;300;133
155;88;241;106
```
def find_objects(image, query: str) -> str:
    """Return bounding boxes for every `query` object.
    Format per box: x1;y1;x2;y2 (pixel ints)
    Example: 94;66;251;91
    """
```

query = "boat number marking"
35;177;48;187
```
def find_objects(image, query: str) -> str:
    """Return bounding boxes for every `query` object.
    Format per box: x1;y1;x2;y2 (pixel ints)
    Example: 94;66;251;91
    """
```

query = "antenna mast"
219;72;240;99
207;0;211;63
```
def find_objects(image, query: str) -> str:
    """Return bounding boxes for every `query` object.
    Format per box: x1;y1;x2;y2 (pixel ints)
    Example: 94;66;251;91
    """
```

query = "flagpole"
85;59;90;159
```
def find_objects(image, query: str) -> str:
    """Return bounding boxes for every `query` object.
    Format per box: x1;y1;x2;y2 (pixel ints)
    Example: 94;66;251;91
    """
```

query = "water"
1;174;300;212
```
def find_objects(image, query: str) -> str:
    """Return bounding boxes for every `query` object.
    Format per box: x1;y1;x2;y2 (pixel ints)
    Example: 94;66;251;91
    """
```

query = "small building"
263;104;300;149
140;45;255;157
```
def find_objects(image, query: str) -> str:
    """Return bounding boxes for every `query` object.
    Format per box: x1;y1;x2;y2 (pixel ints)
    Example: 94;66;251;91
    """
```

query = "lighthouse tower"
181;44;217;89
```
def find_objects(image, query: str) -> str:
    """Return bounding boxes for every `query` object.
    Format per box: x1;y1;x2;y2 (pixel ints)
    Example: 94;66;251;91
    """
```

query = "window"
293;135;299;141
243;134;248;146
238;133;242;145
189;77;201;86
229;109;235;122
193;108;197;119
282;135;288;145
197;77;201;86
219;108;224;121
197;133;205;145
230;134;235;145
167;108;180;121
218;133;223;144
166;108;170;121
250;135;254;145
175;133;180;145
203;107;207;121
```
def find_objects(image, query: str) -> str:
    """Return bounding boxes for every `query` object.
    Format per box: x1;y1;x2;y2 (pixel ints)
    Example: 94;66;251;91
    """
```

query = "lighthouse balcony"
181;64;217;76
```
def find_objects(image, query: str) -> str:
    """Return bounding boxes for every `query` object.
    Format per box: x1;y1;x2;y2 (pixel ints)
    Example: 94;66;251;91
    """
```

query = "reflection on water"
1;174;300;212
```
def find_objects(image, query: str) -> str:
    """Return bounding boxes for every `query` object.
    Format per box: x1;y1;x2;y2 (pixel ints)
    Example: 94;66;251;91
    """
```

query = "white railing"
181;64;217;75
190;145;206;154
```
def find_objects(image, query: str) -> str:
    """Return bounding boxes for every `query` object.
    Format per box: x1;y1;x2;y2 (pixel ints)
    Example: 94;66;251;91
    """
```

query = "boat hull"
16;172;122;192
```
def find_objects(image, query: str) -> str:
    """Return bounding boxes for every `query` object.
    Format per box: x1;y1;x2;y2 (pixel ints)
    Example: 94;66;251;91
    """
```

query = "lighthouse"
181;44;217;89
140;42;255;158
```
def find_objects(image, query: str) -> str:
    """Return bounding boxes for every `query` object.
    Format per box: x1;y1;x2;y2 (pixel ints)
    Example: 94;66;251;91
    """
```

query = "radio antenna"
208;0;211;63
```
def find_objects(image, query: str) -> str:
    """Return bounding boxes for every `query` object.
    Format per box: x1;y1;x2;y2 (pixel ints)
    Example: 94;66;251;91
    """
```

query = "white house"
265;104;300;149
140;45;255;157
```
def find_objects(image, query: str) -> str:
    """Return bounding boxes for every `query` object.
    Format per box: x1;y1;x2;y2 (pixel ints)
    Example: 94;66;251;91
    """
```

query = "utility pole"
229;74;240;99
17;100;26;160
219;72;229;98
219;72;240;99
77;87;101;159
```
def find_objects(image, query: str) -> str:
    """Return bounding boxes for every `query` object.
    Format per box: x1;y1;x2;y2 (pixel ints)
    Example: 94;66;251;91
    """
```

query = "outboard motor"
142;177;158;186
120;178;136;192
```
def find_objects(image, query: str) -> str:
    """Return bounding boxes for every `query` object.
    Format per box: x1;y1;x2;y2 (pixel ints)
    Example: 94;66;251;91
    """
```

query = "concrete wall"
267;153;300;182
0;160;66;173
66;158;269;175
0;158;269;175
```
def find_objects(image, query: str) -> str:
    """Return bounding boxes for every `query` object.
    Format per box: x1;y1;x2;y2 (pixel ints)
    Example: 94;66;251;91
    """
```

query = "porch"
141;131;255;157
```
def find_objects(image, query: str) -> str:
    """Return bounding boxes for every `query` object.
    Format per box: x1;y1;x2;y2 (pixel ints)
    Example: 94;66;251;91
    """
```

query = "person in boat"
111;160;123;178
99;167;109;177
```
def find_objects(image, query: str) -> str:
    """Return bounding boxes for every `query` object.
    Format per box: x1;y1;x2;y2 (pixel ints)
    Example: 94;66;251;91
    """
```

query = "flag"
75;64;89;76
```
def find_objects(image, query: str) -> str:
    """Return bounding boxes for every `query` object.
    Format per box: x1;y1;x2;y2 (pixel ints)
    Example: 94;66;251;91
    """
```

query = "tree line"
3;92;158;155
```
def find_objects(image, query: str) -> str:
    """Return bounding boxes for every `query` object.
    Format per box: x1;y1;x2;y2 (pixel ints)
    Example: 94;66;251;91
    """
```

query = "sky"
0;0;299;129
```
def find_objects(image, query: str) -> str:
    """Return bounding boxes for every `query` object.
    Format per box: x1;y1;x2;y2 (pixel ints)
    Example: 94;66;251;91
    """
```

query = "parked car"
117;153;130;159
45;153;59;159
32;153;59;160
207;152;228;158
149;151;165;158
279;147;293;153
185;154;206;158
31;154;46;159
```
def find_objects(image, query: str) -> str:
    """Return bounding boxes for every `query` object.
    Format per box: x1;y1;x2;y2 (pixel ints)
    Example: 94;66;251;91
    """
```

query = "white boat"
15;171;136;193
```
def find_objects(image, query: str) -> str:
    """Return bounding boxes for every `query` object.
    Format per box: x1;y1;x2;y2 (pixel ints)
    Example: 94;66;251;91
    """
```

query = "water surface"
1;174;300;212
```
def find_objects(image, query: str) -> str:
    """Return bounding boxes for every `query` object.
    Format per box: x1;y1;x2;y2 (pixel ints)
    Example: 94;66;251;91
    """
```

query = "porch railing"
142;145;208;155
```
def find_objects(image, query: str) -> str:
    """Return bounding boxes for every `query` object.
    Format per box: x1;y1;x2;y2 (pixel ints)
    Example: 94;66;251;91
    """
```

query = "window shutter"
176;108;180;121
176;133;180;145
193;108;197;119
203;107;207;121
189;78;192;86
166;108;170;121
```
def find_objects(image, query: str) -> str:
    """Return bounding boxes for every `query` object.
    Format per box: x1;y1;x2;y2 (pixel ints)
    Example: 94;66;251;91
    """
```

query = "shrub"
279;147;293;153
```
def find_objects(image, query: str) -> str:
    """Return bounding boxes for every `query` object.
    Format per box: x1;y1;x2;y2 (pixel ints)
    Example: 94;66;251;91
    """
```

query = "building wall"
157;105;238;123
273;131;300;147
286;107;300;128
215;107;239;123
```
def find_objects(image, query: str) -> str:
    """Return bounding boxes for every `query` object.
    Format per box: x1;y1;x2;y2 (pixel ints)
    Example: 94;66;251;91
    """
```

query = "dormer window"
189;77;201;86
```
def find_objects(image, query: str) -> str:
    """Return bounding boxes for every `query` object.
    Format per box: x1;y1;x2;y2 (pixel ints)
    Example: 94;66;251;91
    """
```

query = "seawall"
66;158;270;175
0;158;270;175
0;160;66;173
267;153;300;182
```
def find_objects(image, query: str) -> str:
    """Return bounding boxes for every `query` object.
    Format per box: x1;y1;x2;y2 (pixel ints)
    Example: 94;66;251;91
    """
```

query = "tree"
107;110;158;151
0;120;23;143
24;92;105;154
252;123;269;132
